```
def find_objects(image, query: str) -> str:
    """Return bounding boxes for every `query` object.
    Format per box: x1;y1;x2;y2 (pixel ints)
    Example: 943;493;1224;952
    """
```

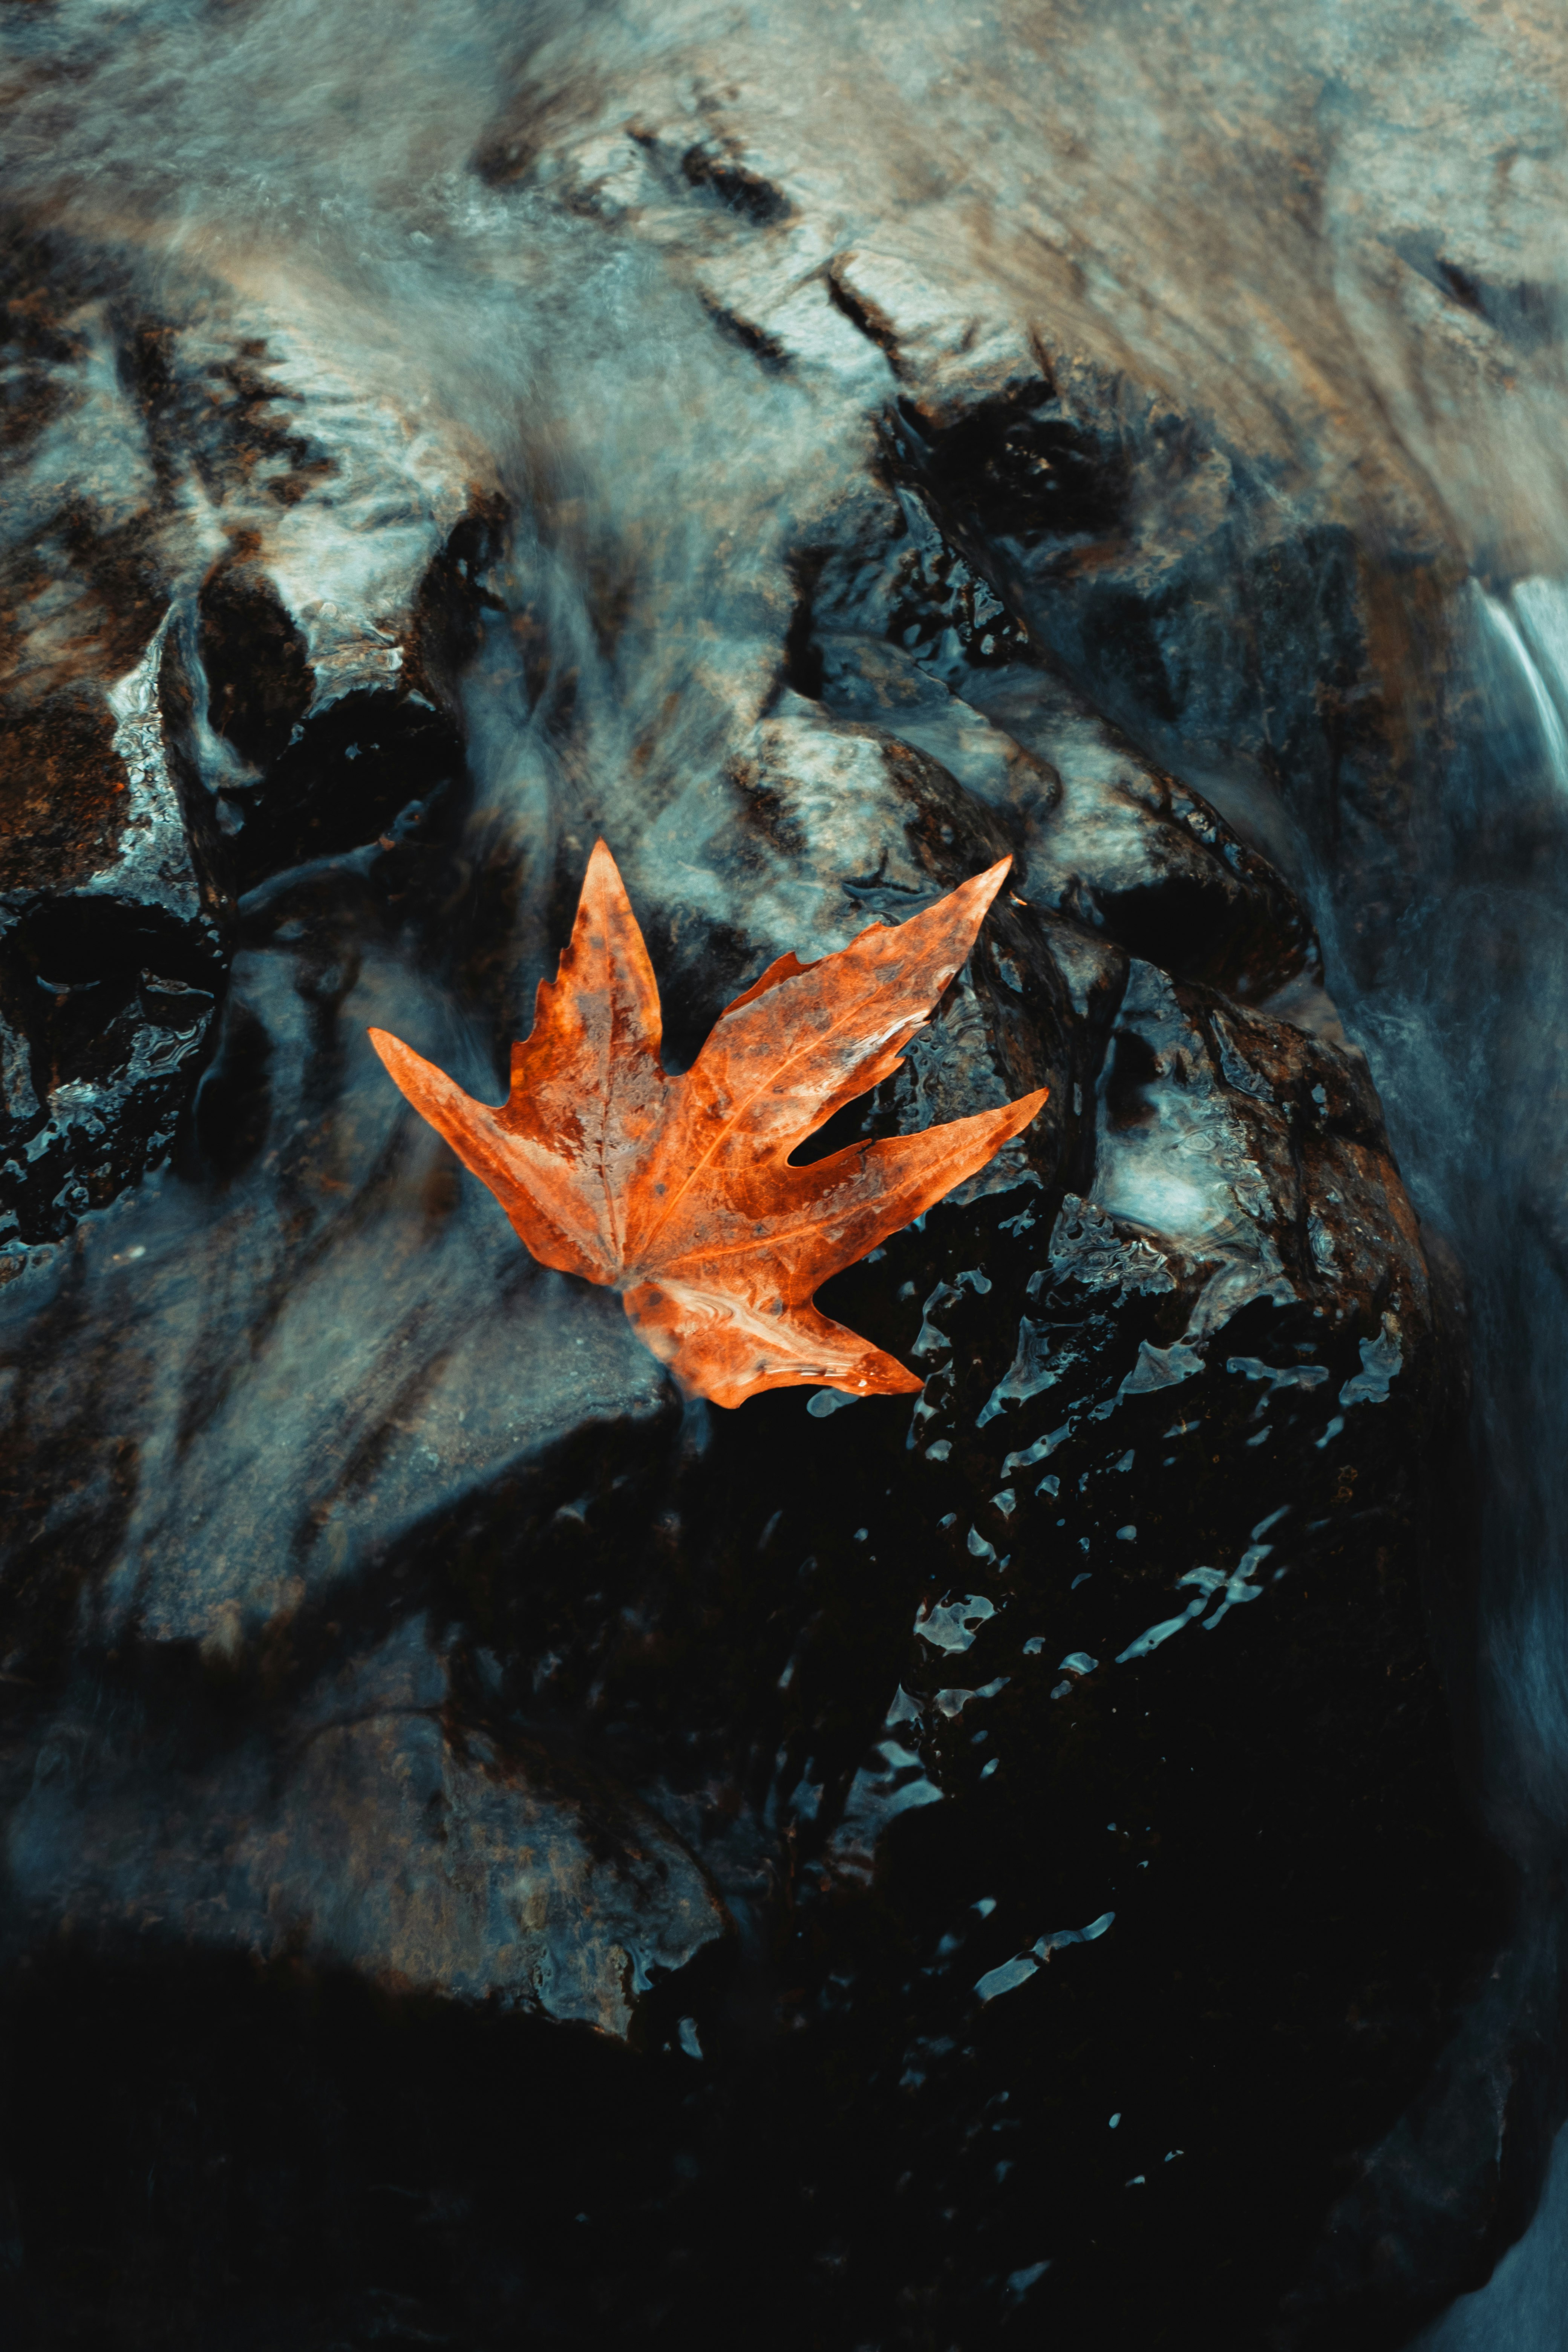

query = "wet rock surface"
0;535;1501;2343
0;228;496;1250
0;1;1551;2345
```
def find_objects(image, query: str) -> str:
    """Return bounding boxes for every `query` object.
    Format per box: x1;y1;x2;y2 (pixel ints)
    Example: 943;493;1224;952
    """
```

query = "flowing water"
1368;582;1568;2348
9;0;1568;2338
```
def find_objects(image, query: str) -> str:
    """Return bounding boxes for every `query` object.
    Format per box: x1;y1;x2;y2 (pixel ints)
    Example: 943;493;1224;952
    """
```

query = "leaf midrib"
629;975;920;1268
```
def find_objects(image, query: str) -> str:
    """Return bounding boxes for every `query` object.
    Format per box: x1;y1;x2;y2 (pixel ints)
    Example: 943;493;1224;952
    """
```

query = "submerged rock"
6;1615;726;2034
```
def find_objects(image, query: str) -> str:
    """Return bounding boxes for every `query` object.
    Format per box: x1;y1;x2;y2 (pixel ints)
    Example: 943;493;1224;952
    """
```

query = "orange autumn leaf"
368;842;1047;1409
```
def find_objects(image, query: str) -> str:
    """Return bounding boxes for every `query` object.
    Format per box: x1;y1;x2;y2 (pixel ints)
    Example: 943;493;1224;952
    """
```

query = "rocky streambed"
5;2;1566;2345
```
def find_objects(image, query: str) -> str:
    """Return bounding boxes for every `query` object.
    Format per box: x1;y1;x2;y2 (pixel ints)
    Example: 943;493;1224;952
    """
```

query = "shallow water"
8;0;1568;2341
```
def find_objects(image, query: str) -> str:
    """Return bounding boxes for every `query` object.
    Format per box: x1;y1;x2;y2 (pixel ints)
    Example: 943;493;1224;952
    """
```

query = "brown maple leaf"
368;842;1046;1408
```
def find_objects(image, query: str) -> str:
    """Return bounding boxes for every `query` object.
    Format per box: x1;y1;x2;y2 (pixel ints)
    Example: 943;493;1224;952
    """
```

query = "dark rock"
0;499;1494;2333
0;620;229;1248
753;963;1478;2344
6;1615;726;2033
0;230;503;1253
1277;1920;1563;2349
809;472;1321;1004
0;7;1537;2345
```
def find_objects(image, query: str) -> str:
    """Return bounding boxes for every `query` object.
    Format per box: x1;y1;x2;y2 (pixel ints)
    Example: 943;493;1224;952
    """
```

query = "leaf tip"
582;837;634;905
939;854;1013;943
1003;1084;1051;1144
